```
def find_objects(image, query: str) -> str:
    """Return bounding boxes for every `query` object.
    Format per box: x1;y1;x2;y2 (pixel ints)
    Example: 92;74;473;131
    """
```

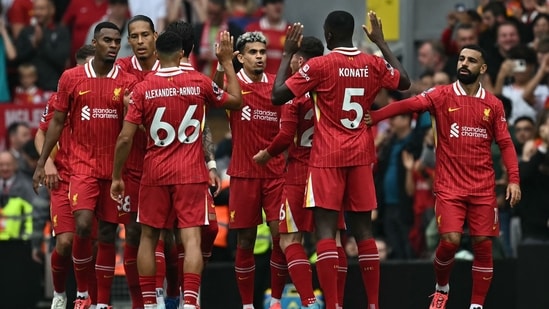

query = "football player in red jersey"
365;45;521;309
271;11;411;309
110;30;241;309
33;22;138;309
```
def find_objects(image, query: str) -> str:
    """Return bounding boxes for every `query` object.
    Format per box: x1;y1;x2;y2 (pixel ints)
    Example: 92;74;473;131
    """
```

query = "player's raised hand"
363;11;385;45
364;111;373;126
283;22;303;55
110;179;125;204
253;149;272;165
215;31;236;64
506;183;521;207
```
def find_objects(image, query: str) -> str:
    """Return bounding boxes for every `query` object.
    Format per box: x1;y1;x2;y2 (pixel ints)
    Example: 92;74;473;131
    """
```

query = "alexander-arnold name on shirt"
145;87;200;99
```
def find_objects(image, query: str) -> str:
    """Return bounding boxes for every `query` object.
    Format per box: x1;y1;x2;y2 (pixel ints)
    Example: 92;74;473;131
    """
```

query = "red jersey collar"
452;81;485;99
155;67;183;77
332;47;361;56
84;59;119;79
131;55;160;72
237;69;268;84
179;62;195;71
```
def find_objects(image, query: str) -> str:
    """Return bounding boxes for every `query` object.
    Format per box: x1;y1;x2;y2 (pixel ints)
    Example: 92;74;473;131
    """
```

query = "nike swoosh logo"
79;90;91;96
118;212;128;217
237;276;249;280
448;107;461;112
75;267;87;271
482;276;492;280
103;275;114;279
241;90;253;95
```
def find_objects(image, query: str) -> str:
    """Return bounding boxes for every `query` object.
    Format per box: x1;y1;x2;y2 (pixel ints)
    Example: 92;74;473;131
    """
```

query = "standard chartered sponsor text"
93;108;118;119
253;109;278;122
461;126;488;139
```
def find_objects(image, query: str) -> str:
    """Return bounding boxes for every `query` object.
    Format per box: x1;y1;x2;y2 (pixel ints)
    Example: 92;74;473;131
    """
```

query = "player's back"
426;82;507;194
136;68;213;185
303;48;398;167
228;71;284;178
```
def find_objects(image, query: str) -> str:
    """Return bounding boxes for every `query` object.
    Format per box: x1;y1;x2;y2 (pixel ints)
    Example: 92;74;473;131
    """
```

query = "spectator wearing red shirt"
7;0;32;39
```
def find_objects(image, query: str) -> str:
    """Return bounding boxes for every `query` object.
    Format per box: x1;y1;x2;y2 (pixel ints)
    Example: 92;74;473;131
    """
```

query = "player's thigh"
261;177;284;223
172;182;210;229
123;171;140;214
345;165;377;212
279;184;314;234
467;194;499;237
138;185;172;229
434;191;468;234
229;177;263;229
50;180;74;236
69;174;100;213
304;166;345;211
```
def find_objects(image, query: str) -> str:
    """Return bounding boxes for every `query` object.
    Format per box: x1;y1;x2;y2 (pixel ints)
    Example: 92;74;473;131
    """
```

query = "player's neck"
458;80;481;96
180;57;190;64
332;40;354;49
159;59;180;68
244;68;263;82
138;56;158;71
91;58;114;77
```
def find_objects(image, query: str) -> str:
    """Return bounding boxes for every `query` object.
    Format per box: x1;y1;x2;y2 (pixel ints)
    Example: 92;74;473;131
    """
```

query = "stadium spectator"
0;3;16;103
13;63;48;105
6;0;32;39
85;0;132;59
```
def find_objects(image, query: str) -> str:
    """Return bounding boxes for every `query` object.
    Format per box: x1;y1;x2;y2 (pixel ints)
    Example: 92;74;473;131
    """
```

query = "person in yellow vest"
0;151;34;241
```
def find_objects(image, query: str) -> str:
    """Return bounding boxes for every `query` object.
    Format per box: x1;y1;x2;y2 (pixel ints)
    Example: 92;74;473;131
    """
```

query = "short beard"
253;68;264;75
104;58;116;65
457;71;479;85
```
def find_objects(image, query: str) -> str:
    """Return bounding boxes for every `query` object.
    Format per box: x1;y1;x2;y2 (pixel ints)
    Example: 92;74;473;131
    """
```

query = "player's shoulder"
61;65;85;78
115;56;132;70
265;72;276;84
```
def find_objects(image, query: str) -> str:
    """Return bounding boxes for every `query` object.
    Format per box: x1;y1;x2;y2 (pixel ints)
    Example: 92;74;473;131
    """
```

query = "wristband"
538;144;548;154
207;160;217;170
216;63;224;72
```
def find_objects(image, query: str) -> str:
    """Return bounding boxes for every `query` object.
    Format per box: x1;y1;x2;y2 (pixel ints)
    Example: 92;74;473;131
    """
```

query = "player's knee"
440;232;461;246
55;234;73;256
125;223;142;246
279;233;301;251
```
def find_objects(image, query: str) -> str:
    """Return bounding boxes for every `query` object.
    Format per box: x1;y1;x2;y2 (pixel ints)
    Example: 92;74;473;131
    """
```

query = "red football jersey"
285;47;401;167
283;93;314;185
125;67;229;185
371;81;520;195
116;55;161;175
227;70;285;178
246;18;287;75
39;93;71;180
54;60;137;179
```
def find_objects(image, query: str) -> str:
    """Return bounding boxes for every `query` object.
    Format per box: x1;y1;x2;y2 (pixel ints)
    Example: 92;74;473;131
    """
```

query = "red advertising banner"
0;103;47;151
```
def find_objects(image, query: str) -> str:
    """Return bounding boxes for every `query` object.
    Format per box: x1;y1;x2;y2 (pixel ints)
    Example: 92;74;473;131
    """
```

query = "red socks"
72;234;92;293
433;240;459;287
155;239;166;290
182;273;201;306
235;247;255;305
284;243;316;306
95;242;116;305
315;239;338;309
270;236;288;300
139;275;156;305
51;249;72;293
471;239;493;306
124;244;143;308
356;239;380;308
337;246;348;306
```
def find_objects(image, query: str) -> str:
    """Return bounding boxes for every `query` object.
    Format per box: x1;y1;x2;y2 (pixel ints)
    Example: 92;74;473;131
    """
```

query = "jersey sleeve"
125;84;145;126
203;77;229;108
492;97;520;184
266;101;299;156
54;72;72;113
285;57;322;98
39;94;57;131
370;88;436;124
373;56;401;90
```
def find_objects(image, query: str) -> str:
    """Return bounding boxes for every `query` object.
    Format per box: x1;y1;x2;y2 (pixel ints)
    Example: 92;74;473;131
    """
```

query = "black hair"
466;9;482;23
75;44;96;63
209;0;226;9
456;23;475;32
507;45;537;65
127;15;155;34
513;115;536;127
235;32;267;53
482;2;506;18
495;94;512;121
7;122;29;137
165;21;194;56
532;13;549;28
156;31;183;55
324;11;354;41
296;36;324;60
460;44;488;63
94;21;121;38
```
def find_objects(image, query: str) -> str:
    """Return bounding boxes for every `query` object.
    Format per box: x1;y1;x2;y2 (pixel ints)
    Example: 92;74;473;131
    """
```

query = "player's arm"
215;31;242;110
367;95;430;125
493;103;521;207
33;110;67;192
363;11;410;90
111;120;138;203
202;122;222;195
254;119;297;165
272;23;303;106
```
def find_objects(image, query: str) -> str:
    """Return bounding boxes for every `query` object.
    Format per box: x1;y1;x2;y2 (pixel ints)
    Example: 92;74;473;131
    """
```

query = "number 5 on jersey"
340;88;364;129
